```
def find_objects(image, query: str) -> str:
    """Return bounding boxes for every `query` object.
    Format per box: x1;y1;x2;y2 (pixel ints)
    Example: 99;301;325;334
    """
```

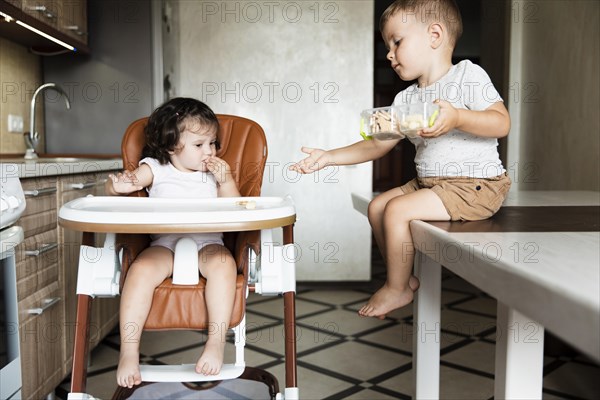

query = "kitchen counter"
0;156;123;178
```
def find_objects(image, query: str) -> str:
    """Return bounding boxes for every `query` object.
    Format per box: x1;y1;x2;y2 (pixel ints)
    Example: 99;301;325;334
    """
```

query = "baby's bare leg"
117;247;174;388
360;189;450;319
196;244;237;375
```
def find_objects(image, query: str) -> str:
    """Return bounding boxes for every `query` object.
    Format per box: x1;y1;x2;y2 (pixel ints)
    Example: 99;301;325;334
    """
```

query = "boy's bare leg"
196;244;237;375
368;187;421;291
360;189;450;318
368;187;405;260
117;247;174;388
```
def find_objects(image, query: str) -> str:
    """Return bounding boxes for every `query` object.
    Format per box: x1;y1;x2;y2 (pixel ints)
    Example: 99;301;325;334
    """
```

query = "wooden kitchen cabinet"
16;168;119;399
21;0;88;44
16;175;64;400
0;0;88;51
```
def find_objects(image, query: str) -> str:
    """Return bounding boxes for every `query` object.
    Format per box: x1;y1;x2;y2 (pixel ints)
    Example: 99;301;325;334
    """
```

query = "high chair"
60;115;299;400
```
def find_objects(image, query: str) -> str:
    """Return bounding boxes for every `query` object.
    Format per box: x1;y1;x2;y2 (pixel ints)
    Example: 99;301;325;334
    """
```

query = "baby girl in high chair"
106;97;240;388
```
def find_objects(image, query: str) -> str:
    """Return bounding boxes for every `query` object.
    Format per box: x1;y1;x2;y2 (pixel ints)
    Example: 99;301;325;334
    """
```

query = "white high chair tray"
59;196;296;233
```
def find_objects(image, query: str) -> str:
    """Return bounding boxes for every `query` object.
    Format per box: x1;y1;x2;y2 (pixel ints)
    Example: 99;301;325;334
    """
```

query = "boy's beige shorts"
400;173;512;221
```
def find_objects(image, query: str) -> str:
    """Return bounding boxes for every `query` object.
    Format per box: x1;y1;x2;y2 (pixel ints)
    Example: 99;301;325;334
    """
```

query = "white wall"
168;0;374;280
507;0;599;191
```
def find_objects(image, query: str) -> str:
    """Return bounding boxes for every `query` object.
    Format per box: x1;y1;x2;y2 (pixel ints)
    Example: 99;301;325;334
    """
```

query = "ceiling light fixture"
15;20;76;51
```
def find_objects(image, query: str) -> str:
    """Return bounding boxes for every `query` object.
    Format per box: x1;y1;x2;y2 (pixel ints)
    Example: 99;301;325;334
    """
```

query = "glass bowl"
360;102;439;140
397;102;440;138
360;106;402;140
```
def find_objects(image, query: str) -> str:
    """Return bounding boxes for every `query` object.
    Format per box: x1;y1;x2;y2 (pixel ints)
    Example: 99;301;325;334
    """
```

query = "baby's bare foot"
117;350;142;388
196;340;225;376
358;284;414;319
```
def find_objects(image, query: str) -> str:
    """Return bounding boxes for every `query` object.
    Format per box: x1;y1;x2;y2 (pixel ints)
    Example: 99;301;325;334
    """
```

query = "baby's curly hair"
142;97;220;165
380;0;463;47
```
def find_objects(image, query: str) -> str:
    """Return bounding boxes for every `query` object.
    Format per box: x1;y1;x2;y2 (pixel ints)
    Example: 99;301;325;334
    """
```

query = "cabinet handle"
23;187;57;197
25;243;58;257
70;182;99;190
27;297;61;315
64;26;88;37
28;5;57;19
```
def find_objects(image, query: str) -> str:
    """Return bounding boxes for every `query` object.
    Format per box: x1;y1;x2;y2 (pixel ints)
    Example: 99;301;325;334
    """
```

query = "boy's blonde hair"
380;0;463;47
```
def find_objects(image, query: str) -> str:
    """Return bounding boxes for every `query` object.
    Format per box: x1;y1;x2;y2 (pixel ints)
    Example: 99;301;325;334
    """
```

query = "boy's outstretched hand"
289;147;331;174
419;99;458;138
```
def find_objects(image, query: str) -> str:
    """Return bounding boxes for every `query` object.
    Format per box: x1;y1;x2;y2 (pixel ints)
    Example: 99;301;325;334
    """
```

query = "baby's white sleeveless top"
140;157;223;251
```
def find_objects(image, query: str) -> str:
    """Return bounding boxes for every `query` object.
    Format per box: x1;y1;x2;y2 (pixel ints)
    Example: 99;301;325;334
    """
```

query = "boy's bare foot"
358;283;414;319
196;339;225;375
409;275;420;291
117;350;142;388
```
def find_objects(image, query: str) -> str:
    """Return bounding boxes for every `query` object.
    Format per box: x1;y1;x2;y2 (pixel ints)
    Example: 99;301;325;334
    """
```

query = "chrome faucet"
25;83;71;159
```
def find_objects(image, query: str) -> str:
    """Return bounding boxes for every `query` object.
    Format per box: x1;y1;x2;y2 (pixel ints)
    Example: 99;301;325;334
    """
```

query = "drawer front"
18;209;57;238
15;229;59;300
21;176;58;215
20;176;58;237
19;282;64;399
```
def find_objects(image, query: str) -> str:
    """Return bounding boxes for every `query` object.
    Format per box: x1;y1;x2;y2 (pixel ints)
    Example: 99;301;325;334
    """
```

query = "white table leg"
413;251;442;399
495;301;545;399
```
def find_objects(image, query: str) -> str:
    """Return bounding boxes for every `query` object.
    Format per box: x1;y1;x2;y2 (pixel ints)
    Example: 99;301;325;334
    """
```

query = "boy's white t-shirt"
140;157;223;250
393;60;505;179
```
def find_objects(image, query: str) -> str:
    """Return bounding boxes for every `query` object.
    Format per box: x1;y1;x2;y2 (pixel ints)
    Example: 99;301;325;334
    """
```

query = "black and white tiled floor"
57;248;600;399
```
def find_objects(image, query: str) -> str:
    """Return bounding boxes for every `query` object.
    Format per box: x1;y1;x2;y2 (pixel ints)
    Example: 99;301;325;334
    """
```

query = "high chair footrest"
140;363;245;382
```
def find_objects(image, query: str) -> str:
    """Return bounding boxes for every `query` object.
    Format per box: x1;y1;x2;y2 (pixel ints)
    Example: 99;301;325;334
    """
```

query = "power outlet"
8;114;24;133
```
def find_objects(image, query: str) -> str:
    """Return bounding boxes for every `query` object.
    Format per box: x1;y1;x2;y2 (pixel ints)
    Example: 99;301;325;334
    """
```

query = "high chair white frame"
59;195;299;400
